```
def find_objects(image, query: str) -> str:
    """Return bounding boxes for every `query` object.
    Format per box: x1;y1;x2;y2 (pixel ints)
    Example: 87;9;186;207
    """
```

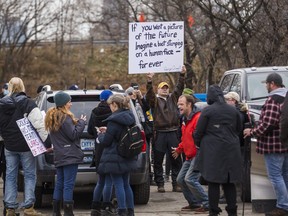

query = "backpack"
117;124;144;158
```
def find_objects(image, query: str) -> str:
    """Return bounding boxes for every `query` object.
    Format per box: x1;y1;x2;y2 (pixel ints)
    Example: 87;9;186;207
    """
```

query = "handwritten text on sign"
129;21;184;74
16;117;46;157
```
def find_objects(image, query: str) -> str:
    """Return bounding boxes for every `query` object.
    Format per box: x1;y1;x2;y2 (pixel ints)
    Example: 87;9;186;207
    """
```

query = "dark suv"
18;87;150;207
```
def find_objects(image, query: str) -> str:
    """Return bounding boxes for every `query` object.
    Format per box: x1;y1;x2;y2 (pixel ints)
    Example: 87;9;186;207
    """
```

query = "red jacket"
176;111;201;160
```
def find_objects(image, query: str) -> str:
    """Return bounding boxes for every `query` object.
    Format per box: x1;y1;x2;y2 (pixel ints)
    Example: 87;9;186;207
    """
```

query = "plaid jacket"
252;92;288;154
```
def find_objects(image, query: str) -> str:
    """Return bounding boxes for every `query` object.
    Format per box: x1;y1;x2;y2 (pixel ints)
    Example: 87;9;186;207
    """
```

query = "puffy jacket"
97;109;137;175
0;93;50;152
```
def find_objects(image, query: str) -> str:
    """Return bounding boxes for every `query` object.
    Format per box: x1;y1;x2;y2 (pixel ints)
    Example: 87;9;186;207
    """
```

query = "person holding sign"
0;77;51;216
45;91;86;216
145;65;186;193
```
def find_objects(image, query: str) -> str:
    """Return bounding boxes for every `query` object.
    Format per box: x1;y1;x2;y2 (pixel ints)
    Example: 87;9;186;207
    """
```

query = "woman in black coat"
194;84;242;216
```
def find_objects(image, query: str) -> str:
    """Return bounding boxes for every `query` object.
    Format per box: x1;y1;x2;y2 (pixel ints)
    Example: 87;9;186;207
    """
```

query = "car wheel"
34;186;43;208
132;178;150;204
17;174;24;192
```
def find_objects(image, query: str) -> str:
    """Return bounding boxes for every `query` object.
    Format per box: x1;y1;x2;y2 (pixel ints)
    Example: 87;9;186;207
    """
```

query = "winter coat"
50;116;85;167
88;101;112;137
0;93;51;152
193;85;242;184
176;107;201;160
87;101;112;169
281;91;288;148
146;73;185;131
97;108;137;175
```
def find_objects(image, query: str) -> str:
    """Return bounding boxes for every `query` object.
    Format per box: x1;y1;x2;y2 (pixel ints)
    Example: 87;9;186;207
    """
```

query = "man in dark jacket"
145;66;186;193
244;73;288;216
0;77;51;216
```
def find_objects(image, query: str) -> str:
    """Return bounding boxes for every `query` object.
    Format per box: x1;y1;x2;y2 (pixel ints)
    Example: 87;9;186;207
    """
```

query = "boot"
127;208;134;216
63;201;74;216
102;202;117;215
209;207;222;216
117;208;127;216
23;205;43;216
6;209;16;216
91;201;102;216
53;200;62;216
225;205;238;216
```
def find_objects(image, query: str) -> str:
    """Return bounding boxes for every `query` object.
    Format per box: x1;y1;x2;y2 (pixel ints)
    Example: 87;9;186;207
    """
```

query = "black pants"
153;131;182;187
208;182;237;213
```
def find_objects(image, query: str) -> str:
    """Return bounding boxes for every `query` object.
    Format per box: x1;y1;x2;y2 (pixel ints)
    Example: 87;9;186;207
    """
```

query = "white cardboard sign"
129;21;184;74
16;117;46;157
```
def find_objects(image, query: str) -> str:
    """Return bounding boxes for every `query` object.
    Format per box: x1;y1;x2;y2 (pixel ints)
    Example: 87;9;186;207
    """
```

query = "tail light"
140;130;147;152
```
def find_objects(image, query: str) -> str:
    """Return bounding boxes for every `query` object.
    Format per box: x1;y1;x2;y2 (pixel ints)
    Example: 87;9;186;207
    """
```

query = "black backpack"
117;124;144;158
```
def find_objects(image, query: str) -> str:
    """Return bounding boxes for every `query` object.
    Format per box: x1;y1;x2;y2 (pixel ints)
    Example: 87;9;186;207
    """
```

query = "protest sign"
16;117;46;157
129;21;184;74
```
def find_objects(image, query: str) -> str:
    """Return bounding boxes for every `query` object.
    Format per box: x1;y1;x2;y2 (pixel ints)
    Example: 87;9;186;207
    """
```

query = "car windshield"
46;95;100;121
247;72;288;101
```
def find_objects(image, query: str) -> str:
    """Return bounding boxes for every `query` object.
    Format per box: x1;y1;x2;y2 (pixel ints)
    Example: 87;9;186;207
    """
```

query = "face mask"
3;89;9;96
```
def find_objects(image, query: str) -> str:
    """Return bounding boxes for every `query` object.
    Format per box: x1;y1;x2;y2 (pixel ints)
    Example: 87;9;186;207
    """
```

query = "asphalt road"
0;179;263;216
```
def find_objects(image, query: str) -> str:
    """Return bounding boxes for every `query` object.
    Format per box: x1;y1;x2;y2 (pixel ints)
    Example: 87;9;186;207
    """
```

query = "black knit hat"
54;91;71;107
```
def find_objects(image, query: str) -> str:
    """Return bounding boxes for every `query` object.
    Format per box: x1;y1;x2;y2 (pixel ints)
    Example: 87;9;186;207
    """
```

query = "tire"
17;174;24;192
132;179;150;204
34;186;43;208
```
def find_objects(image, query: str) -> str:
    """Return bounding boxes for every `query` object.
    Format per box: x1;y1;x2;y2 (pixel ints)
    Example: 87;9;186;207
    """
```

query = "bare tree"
0;0;59;81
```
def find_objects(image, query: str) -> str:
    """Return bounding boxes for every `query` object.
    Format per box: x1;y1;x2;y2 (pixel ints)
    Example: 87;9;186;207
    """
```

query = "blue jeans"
177;159;209;208
53;164;78;202
93;174;113;202
264;153;288;211
110;173;134;210
4;149;36;209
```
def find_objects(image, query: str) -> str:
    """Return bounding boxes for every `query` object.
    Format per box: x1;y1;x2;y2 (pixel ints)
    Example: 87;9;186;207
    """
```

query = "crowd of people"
0;69;287;216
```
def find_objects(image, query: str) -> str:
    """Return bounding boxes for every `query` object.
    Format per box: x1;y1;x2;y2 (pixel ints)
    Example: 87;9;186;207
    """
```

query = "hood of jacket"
207;84;225;105
0;92;27;115
106;108;135;126
92;101;111;117
269;87;287;97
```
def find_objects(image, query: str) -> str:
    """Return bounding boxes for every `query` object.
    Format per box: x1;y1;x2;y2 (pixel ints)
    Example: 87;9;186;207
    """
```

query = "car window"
46;95;100;121
220;74;235;94
247;71;288;100
230;74;241;97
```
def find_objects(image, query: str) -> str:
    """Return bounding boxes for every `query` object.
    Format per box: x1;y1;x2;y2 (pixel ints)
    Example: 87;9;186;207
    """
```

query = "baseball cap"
224;92;240;102
158;82;169;89
262;72;284;87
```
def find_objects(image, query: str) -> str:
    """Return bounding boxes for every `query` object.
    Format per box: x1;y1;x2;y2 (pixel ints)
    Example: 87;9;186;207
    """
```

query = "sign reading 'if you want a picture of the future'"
129;21;184;74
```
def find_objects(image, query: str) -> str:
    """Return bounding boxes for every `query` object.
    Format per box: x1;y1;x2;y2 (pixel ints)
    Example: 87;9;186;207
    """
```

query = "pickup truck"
219;66;288;213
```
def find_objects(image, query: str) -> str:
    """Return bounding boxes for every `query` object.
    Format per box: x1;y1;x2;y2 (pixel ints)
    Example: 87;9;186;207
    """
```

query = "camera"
133;86;139;90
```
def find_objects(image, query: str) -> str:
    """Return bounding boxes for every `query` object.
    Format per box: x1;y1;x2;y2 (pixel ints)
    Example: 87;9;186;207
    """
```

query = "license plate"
80;139;95;150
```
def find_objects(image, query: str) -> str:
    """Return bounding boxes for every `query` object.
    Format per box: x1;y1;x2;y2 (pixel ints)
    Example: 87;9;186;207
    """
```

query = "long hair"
8;77;25;95
45;106;78;132
107;94;130;110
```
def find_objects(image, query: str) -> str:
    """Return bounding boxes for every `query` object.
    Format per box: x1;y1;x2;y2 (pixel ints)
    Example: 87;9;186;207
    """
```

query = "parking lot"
0;178;264;215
